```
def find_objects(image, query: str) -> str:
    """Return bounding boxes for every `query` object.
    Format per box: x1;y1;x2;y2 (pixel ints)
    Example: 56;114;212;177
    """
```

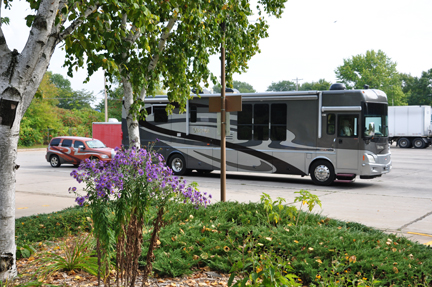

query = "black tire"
50;155;61;168
398;138;411;148
413;138;425;149
310;160;335;186
169;154;188;175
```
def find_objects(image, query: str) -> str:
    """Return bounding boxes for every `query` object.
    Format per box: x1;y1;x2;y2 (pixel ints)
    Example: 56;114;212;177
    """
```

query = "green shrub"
15;206;91;246
16;199;432;286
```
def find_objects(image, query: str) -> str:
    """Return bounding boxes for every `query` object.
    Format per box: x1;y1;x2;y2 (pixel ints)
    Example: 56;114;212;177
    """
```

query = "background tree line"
19;72;104;146
22;49;432;147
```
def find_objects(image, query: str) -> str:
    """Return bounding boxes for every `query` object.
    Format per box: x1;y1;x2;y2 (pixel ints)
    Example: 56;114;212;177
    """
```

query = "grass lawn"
13;198;432;286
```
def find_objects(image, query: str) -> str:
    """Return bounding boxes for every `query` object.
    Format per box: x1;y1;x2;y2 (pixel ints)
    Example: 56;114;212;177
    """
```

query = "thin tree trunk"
122;78;141;148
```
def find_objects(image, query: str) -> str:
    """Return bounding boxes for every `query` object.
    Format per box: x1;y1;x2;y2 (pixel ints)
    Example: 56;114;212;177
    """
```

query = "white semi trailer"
388;106;432;148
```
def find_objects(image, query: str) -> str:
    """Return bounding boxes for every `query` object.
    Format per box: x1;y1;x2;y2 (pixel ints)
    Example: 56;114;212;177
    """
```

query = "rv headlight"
365;154;375;163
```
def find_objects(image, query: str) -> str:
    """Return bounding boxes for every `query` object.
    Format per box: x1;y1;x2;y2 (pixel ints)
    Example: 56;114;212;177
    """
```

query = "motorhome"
122;84;392;185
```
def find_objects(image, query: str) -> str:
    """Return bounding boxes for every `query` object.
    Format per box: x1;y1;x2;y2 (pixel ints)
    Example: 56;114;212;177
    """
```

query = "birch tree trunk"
122;78;141;148
0;0;76;279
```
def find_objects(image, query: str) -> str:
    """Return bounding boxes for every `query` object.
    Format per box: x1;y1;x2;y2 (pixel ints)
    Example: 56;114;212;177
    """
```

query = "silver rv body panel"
122;89;392;184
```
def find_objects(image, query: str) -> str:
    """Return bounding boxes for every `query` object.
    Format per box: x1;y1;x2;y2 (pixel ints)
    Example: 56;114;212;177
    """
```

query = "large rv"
122;85;392;185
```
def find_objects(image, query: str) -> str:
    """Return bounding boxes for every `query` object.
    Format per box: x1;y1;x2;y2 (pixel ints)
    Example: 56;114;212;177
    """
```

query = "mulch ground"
12;236;239;287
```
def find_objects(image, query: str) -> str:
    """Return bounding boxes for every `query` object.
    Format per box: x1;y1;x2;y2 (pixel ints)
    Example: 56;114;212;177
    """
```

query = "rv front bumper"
360;152;392;177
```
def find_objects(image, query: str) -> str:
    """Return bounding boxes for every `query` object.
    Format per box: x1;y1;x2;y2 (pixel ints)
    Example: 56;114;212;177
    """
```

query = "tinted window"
62;139;73;147
327;114;335;135
190;105;197;123
154;106;168;123
254;104;269;140
271;104;286;141
254;104;269;125
50;138;61;147
74;141;85;148
238;104;252;140
238;104;252;124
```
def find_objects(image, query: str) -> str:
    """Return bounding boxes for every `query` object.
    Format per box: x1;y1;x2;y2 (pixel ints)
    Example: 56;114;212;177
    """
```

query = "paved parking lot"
16;145;432;245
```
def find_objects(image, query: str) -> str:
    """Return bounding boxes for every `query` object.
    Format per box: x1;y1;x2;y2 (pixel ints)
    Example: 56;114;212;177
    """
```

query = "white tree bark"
0;0;96;280
122;78;141;148
121;14;178;149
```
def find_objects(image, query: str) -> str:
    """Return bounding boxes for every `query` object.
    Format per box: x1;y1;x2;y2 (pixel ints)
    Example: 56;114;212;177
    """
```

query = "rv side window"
327;114;335;135
338;115;358;137
190;105;197;123
271;104;287;141
154;106;168;123
254;104;269;140
238;104;252;140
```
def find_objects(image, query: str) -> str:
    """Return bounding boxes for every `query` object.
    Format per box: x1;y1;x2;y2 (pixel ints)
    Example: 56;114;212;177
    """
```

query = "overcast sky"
3;0;432;104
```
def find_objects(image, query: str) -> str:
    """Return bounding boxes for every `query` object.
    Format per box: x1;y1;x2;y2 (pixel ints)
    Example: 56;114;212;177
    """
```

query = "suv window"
62;139;73;147
74;141;85;148
50;138;61;147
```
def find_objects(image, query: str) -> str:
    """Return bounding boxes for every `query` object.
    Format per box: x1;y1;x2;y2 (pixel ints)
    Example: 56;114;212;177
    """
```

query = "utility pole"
104;71;108;122
220;21;226;202
292;77;303;91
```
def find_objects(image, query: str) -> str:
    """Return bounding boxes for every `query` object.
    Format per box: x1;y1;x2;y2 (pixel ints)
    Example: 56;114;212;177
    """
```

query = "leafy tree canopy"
335;50;407;106
62;0;287;108
299;79;332;91
60;0;287;146
50;74;96;109
213;80;256;93
266;80;296;91
401;69;432;106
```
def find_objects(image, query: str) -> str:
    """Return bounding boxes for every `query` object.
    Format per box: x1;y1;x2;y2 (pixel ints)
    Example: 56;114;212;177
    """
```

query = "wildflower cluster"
69;146;210;209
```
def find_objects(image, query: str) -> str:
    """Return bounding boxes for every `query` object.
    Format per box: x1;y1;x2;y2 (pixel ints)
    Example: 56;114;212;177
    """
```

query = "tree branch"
58;3;99;41
0;26;10;55
147;12;178;74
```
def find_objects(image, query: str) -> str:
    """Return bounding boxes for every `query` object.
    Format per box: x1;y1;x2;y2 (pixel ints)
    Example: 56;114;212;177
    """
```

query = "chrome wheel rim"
172;158;183;173
51;156;58;166
314;164;330;182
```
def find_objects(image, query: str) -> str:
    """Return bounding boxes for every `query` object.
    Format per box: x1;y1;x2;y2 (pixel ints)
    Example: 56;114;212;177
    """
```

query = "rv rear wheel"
413;138;425;149
398;138;411;148
310;160;335;186
169;154;188;175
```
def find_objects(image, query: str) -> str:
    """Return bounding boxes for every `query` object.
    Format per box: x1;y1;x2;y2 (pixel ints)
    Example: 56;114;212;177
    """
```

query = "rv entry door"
335;114;359;170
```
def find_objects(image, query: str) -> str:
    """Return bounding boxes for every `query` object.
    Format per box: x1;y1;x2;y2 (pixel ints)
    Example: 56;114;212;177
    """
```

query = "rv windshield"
363;103;388;137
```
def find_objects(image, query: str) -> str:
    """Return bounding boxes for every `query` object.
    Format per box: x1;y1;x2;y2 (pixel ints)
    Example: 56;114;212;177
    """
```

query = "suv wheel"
50;155;61;167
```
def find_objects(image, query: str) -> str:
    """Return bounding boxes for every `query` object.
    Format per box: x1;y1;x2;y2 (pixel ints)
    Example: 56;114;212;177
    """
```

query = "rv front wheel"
310;160;335;186
169;154;188;175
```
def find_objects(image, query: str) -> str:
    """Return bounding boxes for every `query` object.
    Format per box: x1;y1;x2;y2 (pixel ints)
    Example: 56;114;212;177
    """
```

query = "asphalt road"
16;145;432;245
